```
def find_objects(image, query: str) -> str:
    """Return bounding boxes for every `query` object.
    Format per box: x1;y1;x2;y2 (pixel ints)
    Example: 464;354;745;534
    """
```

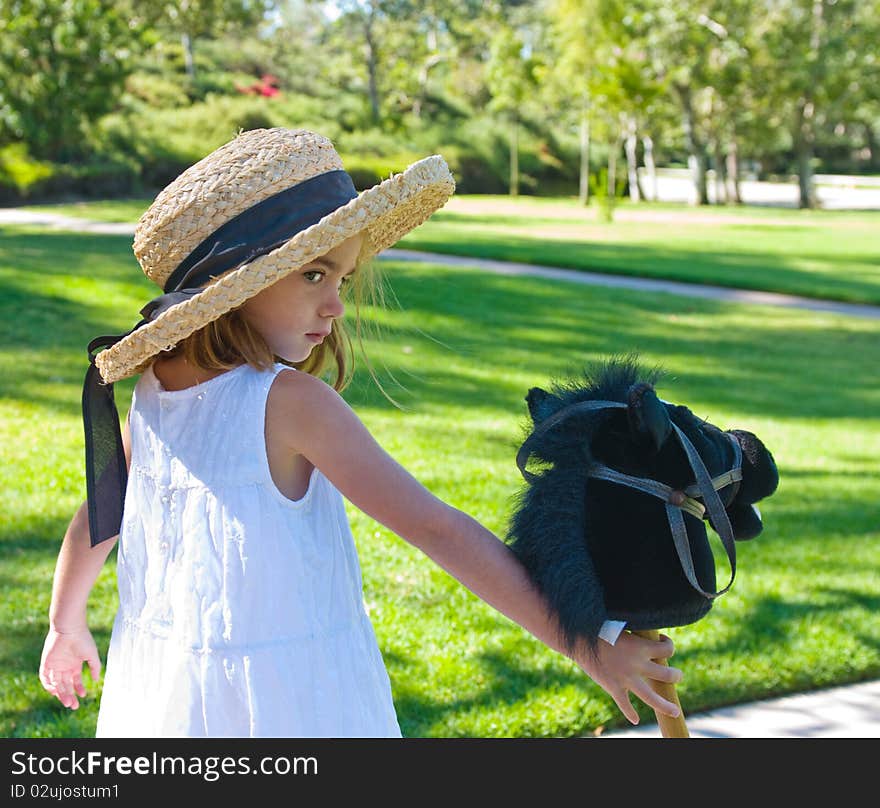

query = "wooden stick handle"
633;629;689;738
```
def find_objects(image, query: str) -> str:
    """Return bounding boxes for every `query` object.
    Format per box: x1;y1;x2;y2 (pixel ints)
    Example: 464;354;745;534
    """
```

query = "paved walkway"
3;207;878;738
389;249;880;321
2;208;878;320
603;679;880;738
0;208;136;234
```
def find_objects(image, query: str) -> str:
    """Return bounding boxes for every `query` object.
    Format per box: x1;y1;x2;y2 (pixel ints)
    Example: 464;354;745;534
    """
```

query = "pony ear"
525;387;554;423
626;383;672;453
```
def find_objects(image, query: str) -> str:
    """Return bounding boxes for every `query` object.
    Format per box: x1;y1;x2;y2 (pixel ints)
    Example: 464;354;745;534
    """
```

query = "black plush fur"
506;353;779;654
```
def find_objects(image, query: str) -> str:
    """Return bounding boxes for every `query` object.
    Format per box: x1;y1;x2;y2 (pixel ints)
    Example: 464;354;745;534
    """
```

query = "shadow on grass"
354;262;880;419
388;646;599;738
673;586;880;665
385;578;880;737
2;229;878;420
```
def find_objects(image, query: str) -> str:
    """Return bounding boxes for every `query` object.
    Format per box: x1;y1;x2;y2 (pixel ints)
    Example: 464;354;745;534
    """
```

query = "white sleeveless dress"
95;361;401;737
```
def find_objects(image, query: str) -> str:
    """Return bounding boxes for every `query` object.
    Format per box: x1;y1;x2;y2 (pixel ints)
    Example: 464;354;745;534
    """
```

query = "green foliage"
0;0;146;160
122;72;192;108
0;143;137;203
340;153;430;190
0;144;53;201
486;27;540;117
94;93;326;189
2;0;877;203
125;0;273;41
588;167;625;222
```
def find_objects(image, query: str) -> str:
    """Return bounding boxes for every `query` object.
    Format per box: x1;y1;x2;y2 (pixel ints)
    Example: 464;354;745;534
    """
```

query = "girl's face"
240;234;363;363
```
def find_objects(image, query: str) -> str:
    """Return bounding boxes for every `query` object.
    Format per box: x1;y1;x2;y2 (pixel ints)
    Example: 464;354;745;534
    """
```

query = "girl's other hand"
574;631;682;724
39;627;102;710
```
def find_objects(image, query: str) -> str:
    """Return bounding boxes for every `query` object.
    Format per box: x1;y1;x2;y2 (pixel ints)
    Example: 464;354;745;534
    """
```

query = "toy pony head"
507;353;779;652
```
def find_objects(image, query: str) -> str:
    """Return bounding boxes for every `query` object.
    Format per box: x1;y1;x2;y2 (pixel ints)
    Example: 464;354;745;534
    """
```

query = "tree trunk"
412;79;423;119
862;121;880;170
726;140;742;204
795;98;816;209
643;135;658;201
675;83;708;205
510;114;519;197
624;117;641;202
414;44;443;120
181;32;196;81
364;16;380;124
796;136;814;209
713;138;727;204
864;121;878;171
579;97;591;205
795;0;824;209
608;137;619;198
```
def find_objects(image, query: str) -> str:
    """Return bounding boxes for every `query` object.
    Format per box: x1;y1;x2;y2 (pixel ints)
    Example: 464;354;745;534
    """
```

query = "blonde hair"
161;256;389;397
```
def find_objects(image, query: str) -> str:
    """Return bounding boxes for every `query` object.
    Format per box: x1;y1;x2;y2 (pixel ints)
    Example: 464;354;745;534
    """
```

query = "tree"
545;0;601;204
123;0;274;81
322;0;499;129
0;0;142;160
485;25;540;196
547;0;670;204
756;0;880;207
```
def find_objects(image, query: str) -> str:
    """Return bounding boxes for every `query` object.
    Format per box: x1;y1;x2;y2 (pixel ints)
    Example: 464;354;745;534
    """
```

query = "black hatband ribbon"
82;169;359;547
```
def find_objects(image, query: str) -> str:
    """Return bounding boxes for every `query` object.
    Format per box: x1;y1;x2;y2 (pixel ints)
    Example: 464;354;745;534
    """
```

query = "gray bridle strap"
516;399;742;599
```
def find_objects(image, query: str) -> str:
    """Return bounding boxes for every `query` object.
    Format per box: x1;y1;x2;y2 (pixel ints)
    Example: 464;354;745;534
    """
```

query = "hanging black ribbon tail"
82;335;132;547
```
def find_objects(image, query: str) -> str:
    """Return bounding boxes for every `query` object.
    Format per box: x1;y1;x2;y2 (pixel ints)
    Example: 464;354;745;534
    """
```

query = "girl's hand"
39;627;102;710
574;631;682;724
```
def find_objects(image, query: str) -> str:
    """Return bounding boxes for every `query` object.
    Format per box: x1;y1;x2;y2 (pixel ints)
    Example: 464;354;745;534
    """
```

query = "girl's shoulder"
266;368;345;455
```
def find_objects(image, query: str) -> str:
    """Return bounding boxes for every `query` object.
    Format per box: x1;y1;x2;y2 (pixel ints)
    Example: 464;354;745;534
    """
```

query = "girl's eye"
302;269;354;287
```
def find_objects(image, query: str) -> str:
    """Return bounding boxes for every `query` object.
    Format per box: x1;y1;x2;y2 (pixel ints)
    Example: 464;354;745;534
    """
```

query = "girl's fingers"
612;690;640;725
646;661;683;684
61;683;80;710
630;679;680;718
44;669;82;709
55;676;73;703
643;635;675;660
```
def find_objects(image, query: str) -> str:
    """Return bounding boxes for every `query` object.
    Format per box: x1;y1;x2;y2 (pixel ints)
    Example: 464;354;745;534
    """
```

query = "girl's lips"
306;333;326;343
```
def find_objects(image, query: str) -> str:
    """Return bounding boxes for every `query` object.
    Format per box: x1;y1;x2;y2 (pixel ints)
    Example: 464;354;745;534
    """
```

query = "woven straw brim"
95;155;455;384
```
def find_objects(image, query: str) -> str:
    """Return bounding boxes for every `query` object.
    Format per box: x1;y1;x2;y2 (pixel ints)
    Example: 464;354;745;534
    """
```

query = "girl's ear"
525;387;553;424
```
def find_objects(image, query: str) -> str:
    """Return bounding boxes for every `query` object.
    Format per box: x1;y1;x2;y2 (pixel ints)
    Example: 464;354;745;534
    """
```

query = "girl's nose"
320;287;345;319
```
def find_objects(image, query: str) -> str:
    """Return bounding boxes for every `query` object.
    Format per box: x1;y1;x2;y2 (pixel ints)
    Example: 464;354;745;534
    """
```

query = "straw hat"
93;127;455;384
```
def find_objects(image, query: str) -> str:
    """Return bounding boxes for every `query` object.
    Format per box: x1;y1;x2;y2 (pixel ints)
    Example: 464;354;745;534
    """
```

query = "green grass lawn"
23;194;880;306
1;221;878;738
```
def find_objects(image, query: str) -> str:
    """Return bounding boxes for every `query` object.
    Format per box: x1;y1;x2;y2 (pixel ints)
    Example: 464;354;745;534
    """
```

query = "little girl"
39;128;681;737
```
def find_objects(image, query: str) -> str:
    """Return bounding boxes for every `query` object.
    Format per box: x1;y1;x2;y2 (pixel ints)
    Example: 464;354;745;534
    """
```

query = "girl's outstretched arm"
276;372;682;724
39;412;131;709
